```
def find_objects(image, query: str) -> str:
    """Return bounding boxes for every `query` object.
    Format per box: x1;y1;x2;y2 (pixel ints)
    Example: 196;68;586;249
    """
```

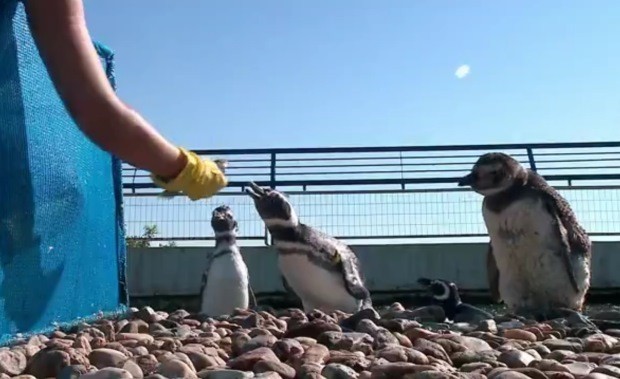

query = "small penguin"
245;182;372;314
457;152;592;319
199;205;256;317
417;277;493;323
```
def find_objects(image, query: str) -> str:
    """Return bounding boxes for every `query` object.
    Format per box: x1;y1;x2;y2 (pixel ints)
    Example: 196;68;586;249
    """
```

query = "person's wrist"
154;147;188;182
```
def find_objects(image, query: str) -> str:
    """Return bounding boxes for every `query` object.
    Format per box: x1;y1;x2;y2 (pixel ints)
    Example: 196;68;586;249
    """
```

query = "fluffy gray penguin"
199;205;256;316
457;152;592;320
245;182;372;314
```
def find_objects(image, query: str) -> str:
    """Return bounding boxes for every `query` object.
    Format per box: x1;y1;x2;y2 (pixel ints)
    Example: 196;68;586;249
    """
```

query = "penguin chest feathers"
201;245;250;316
206;245;249;285
483;195;561;253
275;240;360;313
482;195;587;309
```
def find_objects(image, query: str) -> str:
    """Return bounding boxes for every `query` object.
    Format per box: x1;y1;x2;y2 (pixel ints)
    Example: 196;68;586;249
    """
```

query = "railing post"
270;153;277;188
399;151;405;190
526;148;537;172
267;153;277;245
263;228;270;246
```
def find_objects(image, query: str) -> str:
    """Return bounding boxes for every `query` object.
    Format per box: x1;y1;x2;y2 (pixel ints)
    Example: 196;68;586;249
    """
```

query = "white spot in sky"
455;65;471;79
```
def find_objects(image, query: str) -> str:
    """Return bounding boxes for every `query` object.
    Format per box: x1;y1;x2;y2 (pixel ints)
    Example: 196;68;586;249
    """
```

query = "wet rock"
498;350;536;368
286;319;342;340
328;350;371;371
301;344;330;366
340;308;381;330
89;348;128;368
509;367;548;379
322;363;358;378
503;329;537;342
584;374;617;379
591;365;620;378
0;349;26;376
254;360;296;379
198;369;252;378
450;350;499;367
317;331;373;351
156;359;198;378
24;348;71;378
370;362;422;378
255;372;283;379
356;320;400;349
227;347;280;371
120;358;144;378
543;340;583;353
272;338;304;361
119;319;150;334
488;369;532;379
460;362;494;373
412;338;452;364
57;364;92;379
477;320;498;334
563;362;597;377
80;367;134;379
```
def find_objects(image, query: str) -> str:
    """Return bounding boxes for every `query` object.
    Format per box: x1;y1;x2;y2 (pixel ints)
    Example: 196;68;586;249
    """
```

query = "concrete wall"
127;241;620;297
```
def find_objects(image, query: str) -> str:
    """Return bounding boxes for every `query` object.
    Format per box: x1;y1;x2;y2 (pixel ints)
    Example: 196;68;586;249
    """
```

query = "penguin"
199;205;257;317
417;277;493;323
245;182;372;314
457;152;592;320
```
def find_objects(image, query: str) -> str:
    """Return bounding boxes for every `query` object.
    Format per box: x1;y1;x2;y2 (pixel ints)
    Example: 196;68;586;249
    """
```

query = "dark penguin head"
457;152;527;196
245;182;299;229
211;205;238;245
418;277;462;318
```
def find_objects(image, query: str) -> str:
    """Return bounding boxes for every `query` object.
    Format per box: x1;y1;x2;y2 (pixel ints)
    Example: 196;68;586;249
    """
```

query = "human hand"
151;148;228;201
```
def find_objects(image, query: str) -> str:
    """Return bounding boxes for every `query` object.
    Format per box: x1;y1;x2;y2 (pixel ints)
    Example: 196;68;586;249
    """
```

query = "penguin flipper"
281;275;297;297
198;252;216;311
198;270;208;311
486;243;501;303
527;171;590;294
338;249;372;301
248;283;257;309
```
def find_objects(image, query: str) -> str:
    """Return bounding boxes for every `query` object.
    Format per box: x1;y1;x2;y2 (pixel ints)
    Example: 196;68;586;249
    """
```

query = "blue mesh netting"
0;0;127;343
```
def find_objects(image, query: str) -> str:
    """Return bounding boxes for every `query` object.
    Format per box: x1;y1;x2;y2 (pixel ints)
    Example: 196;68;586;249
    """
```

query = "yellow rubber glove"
150;147;228;201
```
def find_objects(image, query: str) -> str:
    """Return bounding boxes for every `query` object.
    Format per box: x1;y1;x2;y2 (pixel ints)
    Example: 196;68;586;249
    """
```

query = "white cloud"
454;65;471;79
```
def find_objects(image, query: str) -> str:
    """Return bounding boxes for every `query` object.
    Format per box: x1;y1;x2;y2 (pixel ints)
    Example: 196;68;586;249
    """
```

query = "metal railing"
122;141;620;245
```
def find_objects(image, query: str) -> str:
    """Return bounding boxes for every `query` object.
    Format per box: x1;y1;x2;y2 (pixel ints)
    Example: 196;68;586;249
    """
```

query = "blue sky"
84;1;620;151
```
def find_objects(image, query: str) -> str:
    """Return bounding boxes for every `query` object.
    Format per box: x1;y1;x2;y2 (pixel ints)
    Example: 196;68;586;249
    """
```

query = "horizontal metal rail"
122;141;620;194
121;142;620;245
186;141;620;155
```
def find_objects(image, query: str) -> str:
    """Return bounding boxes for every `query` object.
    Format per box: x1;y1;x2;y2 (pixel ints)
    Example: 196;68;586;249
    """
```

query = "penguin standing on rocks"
457;152;592;320
199;205;256;317
245;182;372;314
417;277;493;323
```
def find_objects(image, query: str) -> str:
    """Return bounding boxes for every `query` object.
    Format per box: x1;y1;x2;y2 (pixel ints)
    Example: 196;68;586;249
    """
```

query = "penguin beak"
245;182;265;200
457;173;474;187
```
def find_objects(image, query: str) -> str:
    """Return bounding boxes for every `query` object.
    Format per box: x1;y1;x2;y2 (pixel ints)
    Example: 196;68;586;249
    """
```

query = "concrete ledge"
127;241;620;298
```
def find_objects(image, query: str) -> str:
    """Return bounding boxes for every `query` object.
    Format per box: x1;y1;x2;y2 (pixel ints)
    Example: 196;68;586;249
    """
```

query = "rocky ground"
3;304;620;379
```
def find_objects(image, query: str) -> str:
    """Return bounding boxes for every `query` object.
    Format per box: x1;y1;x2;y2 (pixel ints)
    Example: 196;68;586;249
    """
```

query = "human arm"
23;0;187;179
22;0;227;199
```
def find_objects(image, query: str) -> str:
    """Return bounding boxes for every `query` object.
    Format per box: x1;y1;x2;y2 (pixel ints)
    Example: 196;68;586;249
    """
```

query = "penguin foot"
532;307;600;333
